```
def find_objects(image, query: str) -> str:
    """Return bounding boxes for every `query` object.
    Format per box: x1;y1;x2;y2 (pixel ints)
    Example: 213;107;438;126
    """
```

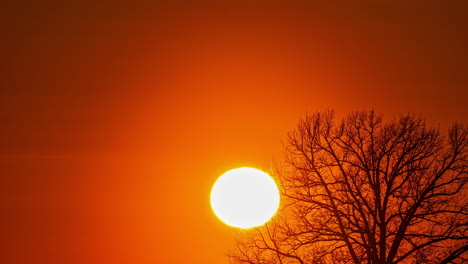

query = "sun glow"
210;167;280;229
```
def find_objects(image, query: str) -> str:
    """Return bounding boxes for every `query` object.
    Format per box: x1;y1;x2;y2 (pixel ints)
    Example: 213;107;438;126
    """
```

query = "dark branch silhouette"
229;110;468;264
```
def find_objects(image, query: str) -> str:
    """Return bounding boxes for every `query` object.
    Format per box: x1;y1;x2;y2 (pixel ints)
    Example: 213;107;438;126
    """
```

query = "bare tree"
229;110;468;264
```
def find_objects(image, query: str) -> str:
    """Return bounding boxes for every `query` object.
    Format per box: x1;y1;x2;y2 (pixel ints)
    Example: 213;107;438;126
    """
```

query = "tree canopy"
229;110;468;264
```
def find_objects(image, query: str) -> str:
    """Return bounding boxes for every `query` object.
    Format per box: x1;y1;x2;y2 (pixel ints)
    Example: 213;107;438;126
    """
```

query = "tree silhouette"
229;110;468;264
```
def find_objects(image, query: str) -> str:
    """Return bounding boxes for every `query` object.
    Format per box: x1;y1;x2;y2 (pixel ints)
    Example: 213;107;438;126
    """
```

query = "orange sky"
1;1;467;263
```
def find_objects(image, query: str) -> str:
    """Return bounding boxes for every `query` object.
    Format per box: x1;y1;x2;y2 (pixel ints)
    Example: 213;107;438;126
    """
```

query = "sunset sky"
1;1;467;263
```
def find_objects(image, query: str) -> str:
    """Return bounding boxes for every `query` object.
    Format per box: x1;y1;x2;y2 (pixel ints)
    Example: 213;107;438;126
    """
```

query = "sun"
210;167;280;229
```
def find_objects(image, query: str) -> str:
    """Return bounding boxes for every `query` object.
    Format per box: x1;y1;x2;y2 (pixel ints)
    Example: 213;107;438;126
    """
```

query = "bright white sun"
210;167;280;229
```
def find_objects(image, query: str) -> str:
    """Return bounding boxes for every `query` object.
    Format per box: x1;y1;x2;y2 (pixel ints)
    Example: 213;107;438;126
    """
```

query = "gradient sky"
1;1;467;263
